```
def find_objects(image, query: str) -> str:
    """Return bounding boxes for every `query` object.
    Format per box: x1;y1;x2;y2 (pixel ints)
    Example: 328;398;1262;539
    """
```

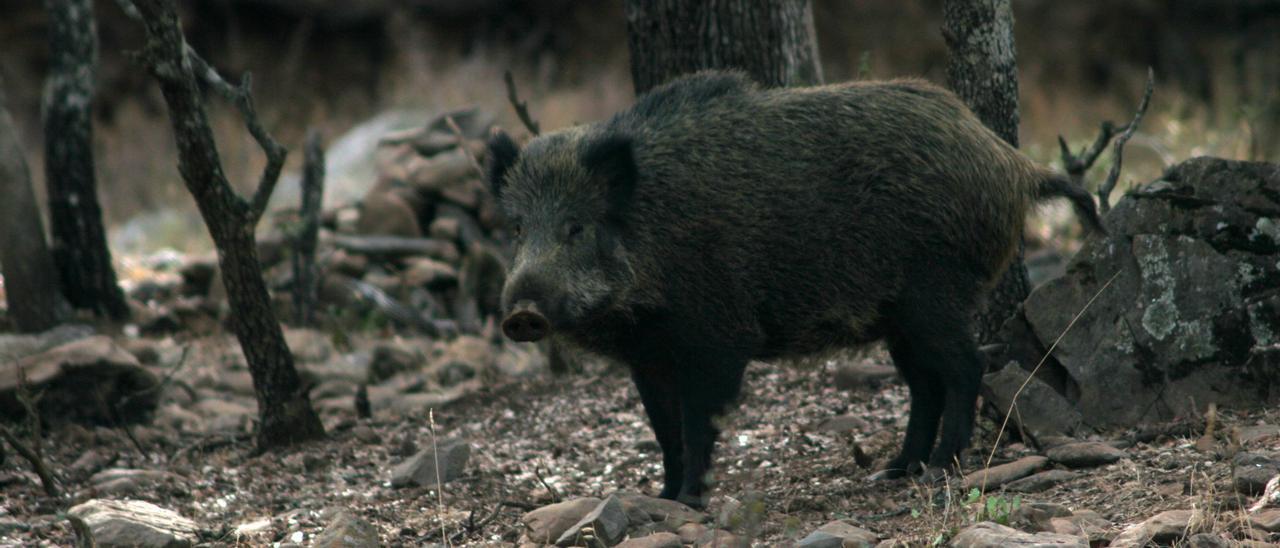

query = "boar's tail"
1037;173;1107;235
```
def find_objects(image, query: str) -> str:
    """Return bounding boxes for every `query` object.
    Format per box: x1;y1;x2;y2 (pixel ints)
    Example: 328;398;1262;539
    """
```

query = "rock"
1010;502;1073;531
797;520;879;547
1045;441;1126;468
522;498;602;545
429;336;493;386
1250;507;1280;532
389;438;470;488
68;499;199;548
357;190;422;237
1006;470;1078;493
0;323;94;363
981;365;1083;440
615;532;682;548
1235;452;1280;495
815;414;870;433
833;362;897;390
0;336;159;424
1109;509;1198;547
963;456;1050;490
313;511;381;547
951;522;1086;547
0;516;29;535
193;398;255;433
1046;510;1112;544
614;492;705;529
368;342;423;384
715;492;766;537
695;529;750;547
121;338;163;365
1185;533;1232;548
89;469;178;497
676;522;708;544
1251;474;1279;512
1239;424;1280;447
284;327;334;364
70;449;113;478
428;217;461;243
401;257;458;288
994;158;1280;432
555;495;628;546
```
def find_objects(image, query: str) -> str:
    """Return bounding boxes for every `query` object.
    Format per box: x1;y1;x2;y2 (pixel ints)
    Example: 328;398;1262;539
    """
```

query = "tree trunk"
0;82;66;333
624;0;823;93
42;0;130;321
131;0;324;450
292;130;324;326
942;0;1029;343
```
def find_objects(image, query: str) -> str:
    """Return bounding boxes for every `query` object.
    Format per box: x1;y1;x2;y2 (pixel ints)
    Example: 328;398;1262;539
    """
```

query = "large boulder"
0;336;160;424
990;158;1280;436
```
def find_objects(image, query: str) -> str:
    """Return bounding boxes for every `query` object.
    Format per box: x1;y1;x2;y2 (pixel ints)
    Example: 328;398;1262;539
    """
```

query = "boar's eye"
567;223;584;240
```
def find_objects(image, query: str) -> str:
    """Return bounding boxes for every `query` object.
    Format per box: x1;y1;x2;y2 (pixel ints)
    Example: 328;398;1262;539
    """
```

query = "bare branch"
183;50;287;222
504;70;540;136
1057;121;1116;186
0;425;60;497
1098;68;1155;212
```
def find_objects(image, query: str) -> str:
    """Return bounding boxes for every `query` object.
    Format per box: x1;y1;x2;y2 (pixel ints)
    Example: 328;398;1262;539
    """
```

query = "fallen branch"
331;234;457;260
504;70;540;136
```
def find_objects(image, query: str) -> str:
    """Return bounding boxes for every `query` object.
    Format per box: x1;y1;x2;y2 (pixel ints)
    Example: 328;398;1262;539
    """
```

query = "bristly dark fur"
484;130;520;200
1039;174;1107;235
487;69;1103;507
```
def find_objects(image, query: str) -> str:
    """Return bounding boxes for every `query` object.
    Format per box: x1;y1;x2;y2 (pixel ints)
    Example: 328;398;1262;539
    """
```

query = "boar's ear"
485;129;520;200
582;133;636;213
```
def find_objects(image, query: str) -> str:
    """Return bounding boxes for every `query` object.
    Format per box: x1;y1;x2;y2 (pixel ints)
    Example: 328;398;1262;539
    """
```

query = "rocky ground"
0;324;1277;547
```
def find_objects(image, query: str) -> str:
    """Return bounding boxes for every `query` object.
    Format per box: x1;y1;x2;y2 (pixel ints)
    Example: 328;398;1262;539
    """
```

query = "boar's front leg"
672;356;748;509
631;365;685;500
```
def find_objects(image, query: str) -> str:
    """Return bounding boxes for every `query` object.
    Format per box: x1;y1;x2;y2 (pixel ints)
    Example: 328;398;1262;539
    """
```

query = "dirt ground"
1;335;1276;546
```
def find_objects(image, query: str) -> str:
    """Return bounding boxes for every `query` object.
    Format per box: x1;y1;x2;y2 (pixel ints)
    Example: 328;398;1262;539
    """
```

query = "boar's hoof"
502;302;550;342
676;492;708;510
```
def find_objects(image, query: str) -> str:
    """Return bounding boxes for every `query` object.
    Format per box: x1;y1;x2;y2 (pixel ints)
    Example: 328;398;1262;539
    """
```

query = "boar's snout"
502;300;550;342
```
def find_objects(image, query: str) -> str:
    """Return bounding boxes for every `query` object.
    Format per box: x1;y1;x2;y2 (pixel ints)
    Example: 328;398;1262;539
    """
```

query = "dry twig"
504;70;540;136
1057;68;1155;212
0;425;60;497
1098;68;1155;212
4;364;60;496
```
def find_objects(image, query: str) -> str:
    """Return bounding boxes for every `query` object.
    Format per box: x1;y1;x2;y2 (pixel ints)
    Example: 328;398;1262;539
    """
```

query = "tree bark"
42;0;130;321
130;0;324;450
624;0;823;93
292;130;324;326
0;83;66;333
942;0;1029;343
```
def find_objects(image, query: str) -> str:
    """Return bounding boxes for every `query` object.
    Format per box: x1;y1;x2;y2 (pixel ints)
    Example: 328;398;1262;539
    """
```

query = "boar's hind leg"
887;291;984;478
674;358;748;509
925;329;983;473
631;366;685;500
879;337;944;478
